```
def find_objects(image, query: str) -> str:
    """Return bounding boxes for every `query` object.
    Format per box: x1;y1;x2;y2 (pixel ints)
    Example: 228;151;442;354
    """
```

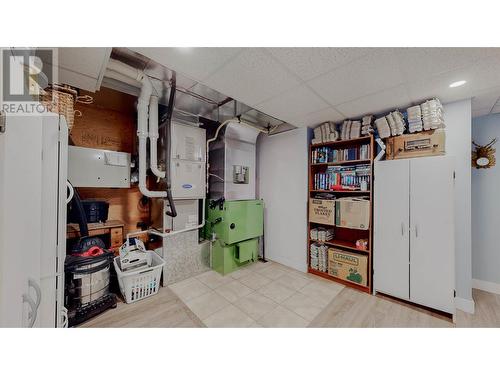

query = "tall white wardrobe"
374;156;455;315
0;113;67;327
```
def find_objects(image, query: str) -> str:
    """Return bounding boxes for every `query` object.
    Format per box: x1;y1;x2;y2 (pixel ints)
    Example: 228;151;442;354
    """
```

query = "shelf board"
308;222;370;231
310;189;370;194
311;159;371;167
309;238;370;253
308;268;370;293
310;136;372;149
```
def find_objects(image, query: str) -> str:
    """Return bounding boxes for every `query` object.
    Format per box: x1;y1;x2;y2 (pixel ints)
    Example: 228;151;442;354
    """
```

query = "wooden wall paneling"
69;87;148;240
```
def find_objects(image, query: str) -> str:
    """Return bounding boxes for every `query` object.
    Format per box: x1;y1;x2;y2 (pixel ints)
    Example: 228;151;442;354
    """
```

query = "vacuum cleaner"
65;182;117;327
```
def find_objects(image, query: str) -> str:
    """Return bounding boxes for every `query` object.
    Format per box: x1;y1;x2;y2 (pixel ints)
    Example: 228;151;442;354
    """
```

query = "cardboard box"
328;248;368;286
386;129;445;160
309;198;335;225
335;198;370;229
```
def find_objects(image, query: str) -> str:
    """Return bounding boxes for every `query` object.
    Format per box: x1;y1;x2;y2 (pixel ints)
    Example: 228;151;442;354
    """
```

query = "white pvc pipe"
126;199;206;241
148;95;165;179
107;58;168;199
107;59;143;82
104;69;141;88
137;76;167;198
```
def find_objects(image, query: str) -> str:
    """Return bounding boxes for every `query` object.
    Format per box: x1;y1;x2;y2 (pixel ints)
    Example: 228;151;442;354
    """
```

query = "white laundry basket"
114;251;165;303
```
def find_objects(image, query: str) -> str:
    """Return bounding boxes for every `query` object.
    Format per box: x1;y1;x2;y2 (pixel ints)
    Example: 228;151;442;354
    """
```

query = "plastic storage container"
113;251;165;303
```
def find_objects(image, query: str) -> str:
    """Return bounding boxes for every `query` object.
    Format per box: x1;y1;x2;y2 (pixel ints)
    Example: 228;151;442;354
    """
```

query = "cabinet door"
39;114;65;327
0;115;43;327
409;156;455;314
373;159;410;300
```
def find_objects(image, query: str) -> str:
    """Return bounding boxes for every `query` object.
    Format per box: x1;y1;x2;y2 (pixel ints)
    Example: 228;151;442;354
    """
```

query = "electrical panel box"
233;165;249;184
68;146;130;188
170;122;206;199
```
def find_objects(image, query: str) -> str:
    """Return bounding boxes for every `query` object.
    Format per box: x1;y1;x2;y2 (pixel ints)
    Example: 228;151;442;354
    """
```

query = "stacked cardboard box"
309;198;336;225
335;198;370;230
328;248;368;286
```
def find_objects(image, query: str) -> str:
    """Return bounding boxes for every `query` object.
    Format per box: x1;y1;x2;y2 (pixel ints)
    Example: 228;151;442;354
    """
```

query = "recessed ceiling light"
449;80;466;88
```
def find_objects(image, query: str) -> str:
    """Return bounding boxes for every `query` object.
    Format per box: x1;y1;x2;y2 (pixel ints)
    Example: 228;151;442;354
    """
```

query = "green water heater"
206;199;264;275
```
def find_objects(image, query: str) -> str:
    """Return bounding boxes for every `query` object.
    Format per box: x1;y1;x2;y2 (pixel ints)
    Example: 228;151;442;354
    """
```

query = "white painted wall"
443;99;473;302
257;127;310;272
471;112;500;286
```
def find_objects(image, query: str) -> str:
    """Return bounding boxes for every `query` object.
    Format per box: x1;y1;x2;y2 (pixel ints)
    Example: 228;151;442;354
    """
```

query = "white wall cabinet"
374;156;455;314
0;113;67;327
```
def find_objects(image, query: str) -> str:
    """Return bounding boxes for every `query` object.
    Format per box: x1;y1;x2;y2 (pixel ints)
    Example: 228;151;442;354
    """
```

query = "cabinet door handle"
401;222;405;236
66;181;74;204
29;278;42;310
415;224;419;238
22;294;37;328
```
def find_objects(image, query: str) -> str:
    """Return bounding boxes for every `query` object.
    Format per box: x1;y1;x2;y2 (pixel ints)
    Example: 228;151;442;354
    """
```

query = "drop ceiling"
131;47;500;126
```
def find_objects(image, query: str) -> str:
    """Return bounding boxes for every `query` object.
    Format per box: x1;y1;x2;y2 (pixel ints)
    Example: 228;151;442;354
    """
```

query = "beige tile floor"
169;260;345;328
79;286;204;328
80;260;500;328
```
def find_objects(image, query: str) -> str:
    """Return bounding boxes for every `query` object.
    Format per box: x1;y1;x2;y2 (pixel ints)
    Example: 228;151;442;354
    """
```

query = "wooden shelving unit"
307;135;374;294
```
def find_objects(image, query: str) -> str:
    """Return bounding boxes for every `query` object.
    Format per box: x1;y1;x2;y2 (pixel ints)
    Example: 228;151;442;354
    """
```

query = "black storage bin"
69;199;109;224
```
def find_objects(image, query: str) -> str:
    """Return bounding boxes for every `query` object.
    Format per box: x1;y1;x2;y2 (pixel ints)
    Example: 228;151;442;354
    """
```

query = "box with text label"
309;198;336;226
328;248;368;287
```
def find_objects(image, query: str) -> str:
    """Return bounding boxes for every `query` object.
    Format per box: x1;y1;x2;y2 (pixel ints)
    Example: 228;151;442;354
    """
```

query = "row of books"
313;164;371;191
311;144;370;164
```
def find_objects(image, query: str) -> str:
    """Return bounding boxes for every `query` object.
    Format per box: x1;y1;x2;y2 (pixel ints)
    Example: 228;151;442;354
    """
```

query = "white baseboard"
472;278;500;295
455;297;475;314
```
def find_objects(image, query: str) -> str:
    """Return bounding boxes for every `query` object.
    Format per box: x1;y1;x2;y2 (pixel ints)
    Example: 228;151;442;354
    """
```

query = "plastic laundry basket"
113;251;165;304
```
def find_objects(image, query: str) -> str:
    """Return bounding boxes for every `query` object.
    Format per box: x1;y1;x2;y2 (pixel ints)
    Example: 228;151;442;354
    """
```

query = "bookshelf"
307;135;374;294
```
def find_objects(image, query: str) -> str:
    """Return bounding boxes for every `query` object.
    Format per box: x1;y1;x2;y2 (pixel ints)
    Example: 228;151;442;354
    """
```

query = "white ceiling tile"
288;107;345;127
307;49;405;106
472;107;492;118
490;105;500;115
266;47;371;81
58;47;111;79
202;48;301;106
253;84;329;124
472;88;500;112
394;47;500;81
335;85;411;118
132;47;241;82
406;56;500;105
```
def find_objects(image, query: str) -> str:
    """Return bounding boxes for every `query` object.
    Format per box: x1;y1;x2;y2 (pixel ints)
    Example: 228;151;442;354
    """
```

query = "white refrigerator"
0;112;68;327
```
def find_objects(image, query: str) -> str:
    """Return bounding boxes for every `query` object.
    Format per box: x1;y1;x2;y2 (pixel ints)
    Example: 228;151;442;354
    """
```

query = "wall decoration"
472;139;497;169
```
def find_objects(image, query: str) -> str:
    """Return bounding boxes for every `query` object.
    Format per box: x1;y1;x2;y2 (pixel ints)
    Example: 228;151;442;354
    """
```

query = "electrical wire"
209;173;224;182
